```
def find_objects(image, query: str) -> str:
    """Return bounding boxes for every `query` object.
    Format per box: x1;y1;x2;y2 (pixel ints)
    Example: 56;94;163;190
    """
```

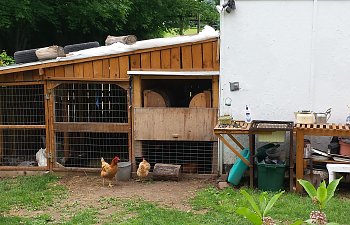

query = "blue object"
228;148;250;185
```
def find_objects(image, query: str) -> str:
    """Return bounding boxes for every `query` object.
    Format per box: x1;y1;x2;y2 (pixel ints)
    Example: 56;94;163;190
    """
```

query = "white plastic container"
245;105;252;123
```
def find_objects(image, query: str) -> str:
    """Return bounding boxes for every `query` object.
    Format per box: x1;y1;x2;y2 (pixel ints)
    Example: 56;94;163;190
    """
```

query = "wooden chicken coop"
130;39;220;175
0;35;220;176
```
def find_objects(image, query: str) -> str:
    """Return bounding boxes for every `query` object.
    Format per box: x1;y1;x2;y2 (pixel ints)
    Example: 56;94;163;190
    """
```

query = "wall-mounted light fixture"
216;0;236;14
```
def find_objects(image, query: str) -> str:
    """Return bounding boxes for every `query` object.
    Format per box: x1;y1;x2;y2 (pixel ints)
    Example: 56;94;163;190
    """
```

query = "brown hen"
101;156;120;187
137;158;151;182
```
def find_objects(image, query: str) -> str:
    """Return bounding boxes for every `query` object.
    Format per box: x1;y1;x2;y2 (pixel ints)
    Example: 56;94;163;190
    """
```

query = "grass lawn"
0;175;349;224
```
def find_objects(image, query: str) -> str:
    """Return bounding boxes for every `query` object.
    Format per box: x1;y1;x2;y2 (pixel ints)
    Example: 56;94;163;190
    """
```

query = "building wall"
220;0;350;165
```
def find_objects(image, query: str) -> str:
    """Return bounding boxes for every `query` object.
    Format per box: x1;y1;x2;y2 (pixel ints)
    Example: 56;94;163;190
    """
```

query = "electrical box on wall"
230;82;239;91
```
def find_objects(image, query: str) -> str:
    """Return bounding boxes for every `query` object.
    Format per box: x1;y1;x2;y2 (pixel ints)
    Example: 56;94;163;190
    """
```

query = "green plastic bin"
257;163;285;191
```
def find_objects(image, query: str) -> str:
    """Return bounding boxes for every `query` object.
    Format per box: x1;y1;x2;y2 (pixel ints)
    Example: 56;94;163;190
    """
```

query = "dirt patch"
6;175;215;223
58;175;213;210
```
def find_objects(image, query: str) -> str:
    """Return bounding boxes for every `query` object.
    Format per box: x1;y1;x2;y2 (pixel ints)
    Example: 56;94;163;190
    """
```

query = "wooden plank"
15;72;24;82
181;46;192;69
202;42;213;69
130;54;141;69
45;67;55;78
212;76;219;108
54;122;129;133
217;134;250;166
93;60;103;78
213;40;220;70
150;51;161;69
54;66;65;78
133;108;217;141
141;52;151;69
83;62;93;78
109;57;120;79
32;70;40;80
102;59;110;78
23;70;33;81
296;131;305;192
227;134;245;150
74;63;84;78
0;125;46;129
133;76;142;107
64;65;74;78
119;56;129;79
161;49;171;69
170;47;180;69
192;44;203;69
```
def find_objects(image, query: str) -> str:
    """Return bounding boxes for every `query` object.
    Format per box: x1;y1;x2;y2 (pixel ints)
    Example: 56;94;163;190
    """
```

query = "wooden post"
289;130;294;192
0;93;3;161
212;76;219;108
296;130;304;192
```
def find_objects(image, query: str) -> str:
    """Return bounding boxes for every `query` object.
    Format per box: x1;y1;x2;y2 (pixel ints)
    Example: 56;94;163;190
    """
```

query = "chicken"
101;156;120;187
137;158;151;182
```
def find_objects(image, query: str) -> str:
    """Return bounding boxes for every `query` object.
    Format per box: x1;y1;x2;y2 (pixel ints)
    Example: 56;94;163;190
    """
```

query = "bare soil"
7;175;216;223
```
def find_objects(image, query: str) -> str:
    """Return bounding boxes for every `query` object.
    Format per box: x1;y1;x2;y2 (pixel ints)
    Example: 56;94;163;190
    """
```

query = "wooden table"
295;123;350;192
214;121;253;187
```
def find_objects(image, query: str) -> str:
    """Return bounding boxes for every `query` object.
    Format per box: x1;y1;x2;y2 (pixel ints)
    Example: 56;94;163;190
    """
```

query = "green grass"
0;173;66;213
0;175;349;224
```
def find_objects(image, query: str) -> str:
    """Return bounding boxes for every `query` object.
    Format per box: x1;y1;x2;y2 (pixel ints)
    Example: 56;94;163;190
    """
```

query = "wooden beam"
0;125;46;129
54;122;130;133
133;76;142;107
212;75;219;108
216;134;250;166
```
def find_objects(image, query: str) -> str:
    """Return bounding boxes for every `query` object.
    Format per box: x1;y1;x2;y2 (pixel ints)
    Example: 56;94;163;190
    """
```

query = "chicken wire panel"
55;132;129;168
55;83;128;123
0;85;45;125
0;129;46;167
140;141;215;174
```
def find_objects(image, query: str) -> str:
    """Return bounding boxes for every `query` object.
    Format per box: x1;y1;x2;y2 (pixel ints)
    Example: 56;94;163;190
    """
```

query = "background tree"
0;0;218;55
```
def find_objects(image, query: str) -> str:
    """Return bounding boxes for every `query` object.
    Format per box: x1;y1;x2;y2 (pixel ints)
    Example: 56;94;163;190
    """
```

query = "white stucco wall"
219;0;350;167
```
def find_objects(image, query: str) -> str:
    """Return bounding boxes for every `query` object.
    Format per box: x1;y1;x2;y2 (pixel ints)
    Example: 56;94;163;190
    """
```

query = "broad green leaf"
259;192;267;213
240;190;262;218
290;220;305;225
298;179;317;198
236;207;262;225
316;181;327;209
326;177;342;204
263;190;285;217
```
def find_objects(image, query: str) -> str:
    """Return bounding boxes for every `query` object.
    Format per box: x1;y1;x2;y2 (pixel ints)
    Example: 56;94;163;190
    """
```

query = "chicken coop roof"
0;26;219;75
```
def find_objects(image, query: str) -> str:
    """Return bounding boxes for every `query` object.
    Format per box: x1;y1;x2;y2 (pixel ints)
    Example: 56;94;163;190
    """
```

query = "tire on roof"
63;41;100;54
14;49;39;64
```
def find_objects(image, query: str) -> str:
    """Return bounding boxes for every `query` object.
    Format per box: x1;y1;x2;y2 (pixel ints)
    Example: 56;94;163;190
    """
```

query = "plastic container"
245;105;252;123
116;161;131;181
257;163;285;191
227;148;250;185
339;140;350;156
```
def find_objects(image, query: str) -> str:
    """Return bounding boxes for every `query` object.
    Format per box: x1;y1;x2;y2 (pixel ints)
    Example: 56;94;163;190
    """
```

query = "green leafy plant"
0;51;15;66
236;189;284;225
297;177;342;225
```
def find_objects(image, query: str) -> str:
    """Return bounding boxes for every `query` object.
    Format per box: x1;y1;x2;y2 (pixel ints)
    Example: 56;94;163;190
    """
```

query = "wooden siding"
133;108;218;141
0;39;219;83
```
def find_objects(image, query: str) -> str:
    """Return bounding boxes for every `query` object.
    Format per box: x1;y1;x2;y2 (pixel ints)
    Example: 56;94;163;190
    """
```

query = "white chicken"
36;148;47;167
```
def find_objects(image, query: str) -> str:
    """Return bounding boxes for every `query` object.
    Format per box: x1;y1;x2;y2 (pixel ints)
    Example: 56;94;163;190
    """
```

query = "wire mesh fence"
138;141;216;174
0;129;46;166
0;84;45;125
54;83;128;123
55;132;129;168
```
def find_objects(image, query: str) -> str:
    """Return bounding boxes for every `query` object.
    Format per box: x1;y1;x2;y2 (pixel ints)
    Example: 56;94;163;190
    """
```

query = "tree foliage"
0;0;218;54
